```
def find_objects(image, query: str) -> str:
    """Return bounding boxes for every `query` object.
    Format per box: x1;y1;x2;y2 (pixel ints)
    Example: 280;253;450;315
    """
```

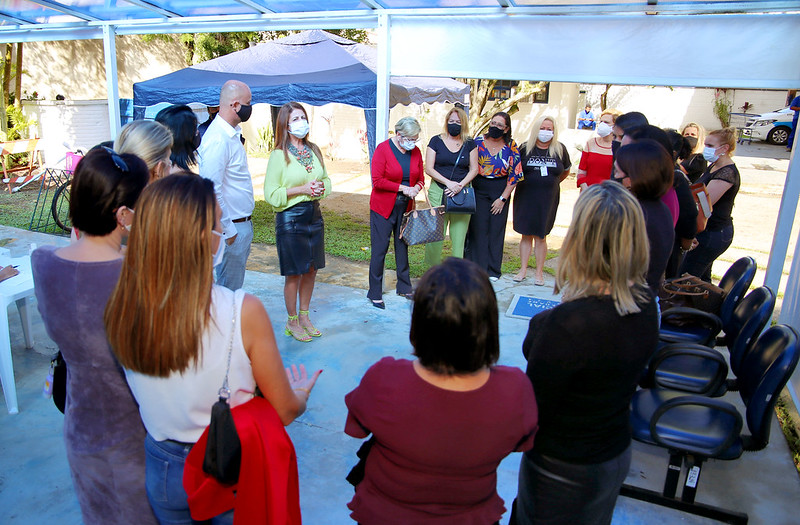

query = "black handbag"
202;312;242;485
445;185;476;214
49;351;66;414
442;143;477;214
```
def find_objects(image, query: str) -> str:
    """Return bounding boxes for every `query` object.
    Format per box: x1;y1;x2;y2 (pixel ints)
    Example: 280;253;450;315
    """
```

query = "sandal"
513;272;526;283
285;315;312;342
298;310;322;337
534;277;545;286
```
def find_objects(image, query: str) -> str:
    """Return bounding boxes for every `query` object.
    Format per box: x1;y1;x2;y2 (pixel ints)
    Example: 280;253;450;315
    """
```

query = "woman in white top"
105;174;321;524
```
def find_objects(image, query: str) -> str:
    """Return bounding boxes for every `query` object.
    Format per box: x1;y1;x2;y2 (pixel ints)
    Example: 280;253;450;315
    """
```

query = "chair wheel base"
620;484;748;524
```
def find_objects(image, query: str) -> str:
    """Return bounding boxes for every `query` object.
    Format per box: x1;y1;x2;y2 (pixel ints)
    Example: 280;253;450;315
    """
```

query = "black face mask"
684;136;698;150
447;123;462;137
236;103;252;123
487;125;504;139
611;140;621;156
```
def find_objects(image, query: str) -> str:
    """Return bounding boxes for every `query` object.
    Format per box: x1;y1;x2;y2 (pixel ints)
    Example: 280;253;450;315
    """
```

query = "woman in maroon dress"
345;258;538;524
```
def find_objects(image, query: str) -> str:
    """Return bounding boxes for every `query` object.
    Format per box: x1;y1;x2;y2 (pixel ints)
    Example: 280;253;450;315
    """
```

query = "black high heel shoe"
371;299;385;309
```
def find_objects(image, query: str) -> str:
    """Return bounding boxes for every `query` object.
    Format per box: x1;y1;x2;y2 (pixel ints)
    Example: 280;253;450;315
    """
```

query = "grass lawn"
251;199;554;278
1;183;556;279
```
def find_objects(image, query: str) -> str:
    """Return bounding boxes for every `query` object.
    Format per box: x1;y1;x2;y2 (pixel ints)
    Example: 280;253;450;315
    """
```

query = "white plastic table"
0;250;36;414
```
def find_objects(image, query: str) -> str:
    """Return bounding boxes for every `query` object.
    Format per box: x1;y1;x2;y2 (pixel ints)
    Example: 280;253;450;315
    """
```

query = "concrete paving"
2;221;800;524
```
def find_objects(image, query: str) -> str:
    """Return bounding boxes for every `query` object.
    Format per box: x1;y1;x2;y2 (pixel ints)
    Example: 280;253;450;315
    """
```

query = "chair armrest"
650;395;743;456
661;307;723;334
648;343;729;395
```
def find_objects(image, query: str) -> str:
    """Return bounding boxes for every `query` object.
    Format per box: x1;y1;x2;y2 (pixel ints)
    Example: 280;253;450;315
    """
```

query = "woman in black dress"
513;116;571;285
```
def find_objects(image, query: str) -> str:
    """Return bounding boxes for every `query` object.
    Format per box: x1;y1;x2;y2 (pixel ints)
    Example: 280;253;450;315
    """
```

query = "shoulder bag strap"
219;302;237;401
448;144;466;182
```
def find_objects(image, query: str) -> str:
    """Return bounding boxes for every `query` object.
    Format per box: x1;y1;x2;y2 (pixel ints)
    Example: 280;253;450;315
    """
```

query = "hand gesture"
444;180;461;197
286;364;322;395
490;197;505;215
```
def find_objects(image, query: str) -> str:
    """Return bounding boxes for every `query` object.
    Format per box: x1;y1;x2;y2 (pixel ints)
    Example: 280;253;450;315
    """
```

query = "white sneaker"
489;276;500;282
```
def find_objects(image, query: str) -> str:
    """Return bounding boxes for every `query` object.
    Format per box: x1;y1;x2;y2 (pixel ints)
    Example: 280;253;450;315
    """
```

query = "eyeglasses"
400;135;419;144
489;122;506;130
101;146;129;173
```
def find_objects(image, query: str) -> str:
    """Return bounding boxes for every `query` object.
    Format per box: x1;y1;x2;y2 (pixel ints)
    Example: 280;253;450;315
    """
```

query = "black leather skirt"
275;200;325;276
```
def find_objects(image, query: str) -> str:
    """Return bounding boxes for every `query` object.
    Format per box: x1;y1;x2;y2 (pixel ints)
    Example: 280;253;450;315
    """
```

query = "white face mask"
211;230;225;267
538;129;554;143
702;146;720;163
289;120;310;139
401;139;417;151
596;122;613;137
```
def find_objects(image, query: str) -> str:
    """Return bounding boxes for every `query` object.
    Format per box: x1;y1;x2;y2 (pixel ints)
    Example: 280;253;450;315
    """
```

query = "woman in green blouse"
264;102;331;343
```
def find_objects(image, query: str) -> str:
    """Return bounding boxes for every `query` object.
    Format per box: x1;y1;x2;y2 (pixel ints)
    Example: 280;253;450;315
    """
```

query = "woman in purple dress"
31;147;155;525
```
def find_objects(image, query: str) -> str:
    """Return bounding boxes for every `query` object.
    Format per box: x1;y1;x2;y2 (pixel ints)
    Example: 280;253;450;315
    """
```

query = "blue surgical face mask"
211;230;225;267
702;146;720;163
289;120;310;139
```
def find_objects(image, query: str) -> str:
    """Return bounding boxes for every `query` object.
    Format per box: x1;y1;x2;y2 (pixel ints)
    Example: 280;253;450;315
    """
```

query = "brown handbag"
690;182;713;234
399;186;446;246
659;274;726;314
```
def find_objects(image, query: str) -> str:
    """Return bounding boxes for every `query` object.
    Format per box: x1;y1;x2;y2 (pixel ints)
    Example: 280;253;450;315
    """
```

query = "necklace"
288;143;314;173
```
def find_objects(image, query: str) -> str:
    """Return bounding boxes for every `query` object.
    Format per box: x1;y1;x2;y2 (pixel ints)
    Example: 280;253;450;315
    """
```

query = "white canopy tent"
1;0;799;402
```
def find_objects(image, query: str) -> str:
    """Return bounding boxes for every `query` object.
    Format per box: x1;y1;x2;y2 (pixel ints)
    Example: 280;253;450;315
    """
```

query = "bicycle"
50;150;83;233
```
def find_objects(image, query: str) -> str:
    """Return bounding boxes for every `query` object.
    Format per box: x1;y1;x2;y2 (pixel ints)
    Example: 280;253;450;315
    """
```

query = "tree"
460;79;548;137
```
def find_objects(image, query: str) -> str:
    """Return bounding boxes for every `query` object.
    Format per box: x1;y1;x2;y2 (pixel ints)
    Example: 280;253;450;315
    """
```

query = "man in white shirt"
198;80;255;290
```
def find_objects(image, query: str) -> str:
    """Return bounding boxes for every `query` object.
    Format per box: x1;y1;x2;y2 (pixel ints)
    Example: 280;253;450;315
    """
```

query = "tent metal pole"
778;133;800;410
102;24;121;141
375;13;390;143
765;135;799;310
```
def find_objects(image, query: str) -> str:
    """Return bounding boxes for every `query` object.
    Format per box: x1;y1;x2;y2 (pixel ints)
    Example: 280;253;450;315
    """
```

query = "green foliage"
4;104;37;140
713;88;733;128
252;125;274;156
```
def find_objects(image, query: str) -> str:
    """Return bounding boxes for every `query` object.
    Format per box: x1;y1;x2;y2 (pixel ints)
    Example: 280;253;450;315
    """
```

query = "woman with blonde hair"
576;108;621;190
512;115;571;285
680;122;707;182
105;174;320;523
115;119;173;181
264;102;330;340
679;127;740;281
512;181;659;525
423;106;479;266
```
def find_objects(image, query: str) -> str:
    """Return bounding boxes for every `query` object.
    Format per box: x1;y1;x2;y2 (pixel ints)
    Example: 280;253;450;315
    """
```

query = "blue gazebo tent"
132;30;469;155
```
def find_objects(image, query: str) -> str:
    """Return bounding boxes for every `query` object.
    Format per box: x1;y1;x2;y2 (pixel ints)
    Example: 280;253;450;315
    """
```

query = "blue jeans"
144;434;233;525
679;224;734;282
216;219;253;291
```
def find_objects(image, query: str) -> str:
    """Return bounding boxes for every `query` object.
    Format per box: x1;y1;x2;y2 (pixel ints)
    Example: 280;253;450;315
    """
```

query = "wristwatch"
500;196;507;202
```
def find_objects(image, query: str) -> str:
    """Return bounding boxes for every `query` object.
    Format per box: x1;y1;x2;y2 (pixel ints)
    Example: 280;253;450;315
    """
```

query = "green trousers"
424;181;472;267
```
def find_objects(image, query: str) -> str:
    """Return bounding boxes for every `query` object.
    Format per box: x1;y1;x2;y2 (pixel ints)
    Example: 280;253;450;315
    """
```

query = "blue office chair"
659;257;757;346
644;286;775;396
623;325;799;525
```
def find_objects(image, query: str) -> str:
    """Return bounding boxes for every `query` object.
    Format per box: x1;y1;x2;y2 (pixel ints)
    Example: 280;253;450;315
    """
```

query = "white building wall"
22;100;110;165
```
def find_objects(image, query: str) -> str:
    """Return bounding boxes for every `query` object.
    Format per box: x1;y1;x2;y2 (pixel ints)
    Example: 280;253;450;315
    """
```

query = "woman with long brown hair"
264;102;331;341
105;174;320;523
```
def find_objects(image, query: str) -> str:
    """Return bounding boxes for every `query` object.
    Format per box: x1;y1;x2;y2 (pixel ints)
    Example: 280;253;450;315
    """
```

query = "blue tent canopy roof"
133;29;468;110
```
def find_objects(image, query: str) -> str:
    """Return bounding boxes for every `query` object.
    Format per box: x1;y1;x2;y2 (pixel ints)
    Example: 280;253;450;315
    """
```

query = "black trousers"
466;176;509;278
368;196;413;300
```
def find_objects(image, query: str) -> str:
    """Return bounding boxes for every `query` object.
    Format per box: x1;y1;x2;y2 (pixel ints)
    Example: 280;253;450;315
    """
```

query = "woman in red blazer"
368;117;425;309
